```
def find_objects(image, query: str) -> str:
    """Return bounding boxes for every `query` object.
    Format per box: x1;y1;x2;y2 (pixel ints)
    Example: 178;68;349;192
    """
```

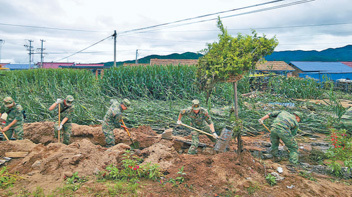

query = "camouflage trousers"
270;127;299;164
188;125;216;155
54;123;72;145
0;124;23;141
102;122;117;147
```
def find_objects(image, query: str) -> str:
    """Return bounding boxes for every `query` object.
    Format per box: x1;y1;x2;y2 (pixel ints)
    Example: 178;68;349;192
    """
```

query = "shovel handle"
58;103;61;143
180;123;217;138
121;119;131;137
0;129;9;141
261;123;284;146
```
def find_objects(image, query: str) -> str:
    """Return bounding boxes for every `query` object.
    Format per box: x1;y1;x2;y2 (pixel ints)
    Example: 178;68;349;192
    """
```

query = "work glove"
56;99;63;104
258;119;263;124
212;132;219;138
58;123;63;131
177;120;182;125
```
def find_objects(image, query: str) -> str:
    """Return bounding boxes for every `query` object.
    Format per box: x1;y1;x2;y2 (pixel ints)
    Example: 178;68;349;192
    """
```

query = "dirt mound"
1;122;352;196
23;122;160;147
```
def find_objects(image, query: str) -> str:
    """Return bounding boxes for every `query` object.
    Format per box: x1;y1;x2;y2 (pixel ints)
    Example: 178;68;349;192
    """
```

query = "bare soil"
1;122;352;196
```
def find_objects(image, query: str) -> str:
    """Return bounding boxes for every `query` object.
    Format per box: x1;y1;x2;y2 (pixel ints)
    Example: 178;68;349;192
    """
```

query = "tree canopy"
196;17;279;90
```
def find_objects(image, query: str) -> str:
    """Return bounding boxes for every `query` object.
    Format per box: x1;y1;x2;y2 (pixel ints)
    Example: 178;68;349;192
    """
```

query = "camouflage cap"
293;111;303;119
4;97;14;107
65;95;74;106
192;99;200;110
121;98;131;107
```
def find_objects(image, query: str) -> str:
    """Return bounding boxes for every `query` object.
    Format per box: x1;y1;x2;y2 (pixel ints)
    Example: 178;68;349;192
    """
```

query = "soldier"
259;111;302;164
48;95;75;145
0;97;24;140
177;99;218;154
102;98;131;147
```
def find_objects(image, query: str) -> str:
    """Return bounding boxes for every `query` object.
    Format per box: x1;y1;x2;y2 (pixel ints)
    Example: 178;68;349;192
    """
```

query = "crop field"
0;65;347;134
1;65;352;196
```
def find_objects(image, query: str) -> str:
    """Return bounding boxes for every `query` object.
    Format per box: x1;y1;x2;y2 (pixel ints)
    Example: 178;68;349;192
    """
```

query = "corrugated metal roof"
290;61;352;73
5;64;31;70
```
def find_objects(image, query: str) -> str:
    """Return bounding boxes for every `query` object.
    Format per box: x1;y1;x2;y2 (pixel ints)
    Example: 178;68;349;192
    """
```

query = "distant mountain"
103;45;352;66
104;52;203;66
265;45;352;62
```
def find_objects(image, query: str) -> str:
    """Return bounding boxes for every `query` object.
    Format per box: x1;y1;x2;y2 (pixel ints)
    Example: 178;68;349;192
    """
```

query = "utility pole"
113;30;117;67
37;39;46;68
0;39;4;63
24;40;34;68
135;49;139;64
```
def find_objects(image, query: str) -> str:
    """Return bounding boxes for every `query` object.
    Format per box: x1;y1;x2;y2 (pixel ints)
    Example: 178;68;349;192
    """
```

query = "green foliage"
299;171;317;181
326;128;352;177
106;181;139;196
196;17;278;90
267;76;324;99
0;167;21;189
247;181;260;195
64;172;88;192
98;150;162;183
265;174;277;186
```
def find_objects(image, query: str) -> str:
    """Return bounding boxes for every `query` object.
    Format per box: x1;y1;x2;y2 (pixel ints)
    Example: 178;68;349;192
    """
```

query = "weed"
65;172;88;191
0;167;22;189
265;174;277;186
247;181;260;195
299;171;317;181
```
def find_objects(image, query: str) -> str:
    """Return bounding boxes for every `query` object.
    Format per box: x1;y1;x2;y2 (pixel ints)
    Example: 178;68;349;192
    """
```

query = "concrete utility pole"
113;30;117;67
37;39;46;68
0;39;4;63
24;40;34;68
135;49;139;64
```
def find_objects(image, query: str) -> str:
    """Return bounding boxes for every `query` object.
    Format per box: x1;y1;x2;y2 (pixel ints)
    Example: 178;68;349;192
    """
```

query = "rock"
64;171;73;177
270;172;285;181
161;129;173;140
31;160;42;169
287;185;295;189
93;168;100;175
277;167;283;173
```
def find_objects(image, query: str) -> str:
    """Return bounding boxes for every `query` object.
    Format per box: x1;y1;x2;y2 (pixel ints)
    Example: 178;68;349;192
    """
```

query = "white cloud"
0;0;351;63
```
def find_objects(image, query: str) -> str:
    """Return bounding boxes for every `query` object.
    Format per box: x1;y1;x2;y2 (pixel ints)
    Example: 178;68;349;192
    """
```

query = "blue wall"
299;72;352;81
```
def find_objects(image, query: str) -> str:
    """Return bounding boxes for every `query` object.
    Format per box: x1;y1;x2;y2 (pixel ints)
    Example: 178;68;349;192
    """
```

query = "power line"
54;35;112;61
0;22;107;33
126;0;315;35
118;0;285;35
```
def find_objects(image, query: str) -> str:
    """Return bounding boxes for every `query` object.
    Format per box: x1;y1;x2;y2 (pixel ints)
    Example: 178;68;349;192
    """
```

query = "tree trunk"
233;81;242;154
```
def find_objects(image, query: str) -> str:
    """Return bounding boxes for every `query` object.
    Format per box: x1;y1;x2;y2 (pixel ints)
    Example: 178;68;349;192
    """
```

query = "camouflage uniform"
102;99;130;147
269;111;299;164
340;107;352;134
54;102;74;145
180;107;216;154
0;100;24;140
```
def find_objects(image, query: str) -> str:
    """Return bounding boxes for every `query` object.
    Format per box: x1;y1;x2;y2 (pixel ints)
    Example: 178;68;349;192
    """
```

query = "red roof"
341;62;352;68
40;62;74;69
75;63;104;67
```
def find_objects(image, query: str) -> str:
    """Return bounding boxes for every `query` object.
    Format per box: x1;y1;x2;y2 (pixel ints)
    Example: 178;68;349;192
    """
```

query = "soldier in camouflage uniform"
48;95;75;145
0;97;24;140
259;111;302;164
340;107;352;134
177;99;218;154
102;98;131;147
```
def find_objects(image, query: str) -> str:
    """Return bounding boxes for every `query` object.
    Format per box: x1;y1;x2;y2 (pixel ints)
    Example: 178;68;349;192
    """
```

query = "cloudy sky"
0;0;351;64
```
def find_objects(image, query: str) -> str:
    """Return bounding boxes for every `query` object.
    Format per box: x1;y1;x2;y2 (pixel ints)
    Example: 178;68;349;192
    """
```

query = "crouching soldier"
177;99;218;154
0;97;24;140
102;99;131;147
49;95;75;145
259;111;302;164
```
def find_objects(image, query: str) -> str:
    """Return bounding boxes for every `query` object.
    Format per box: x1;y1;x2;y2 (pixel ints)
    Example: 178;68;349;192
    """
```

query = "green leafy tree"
196;17;278;151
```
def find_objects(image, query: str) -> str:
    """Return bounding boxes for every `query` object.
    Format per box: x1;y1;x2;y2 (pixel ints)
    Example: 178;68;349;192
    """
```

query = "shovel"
260;122;284;146
58;103;61;143
180;123;218;139
0;128;9;141
121;119;140;149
